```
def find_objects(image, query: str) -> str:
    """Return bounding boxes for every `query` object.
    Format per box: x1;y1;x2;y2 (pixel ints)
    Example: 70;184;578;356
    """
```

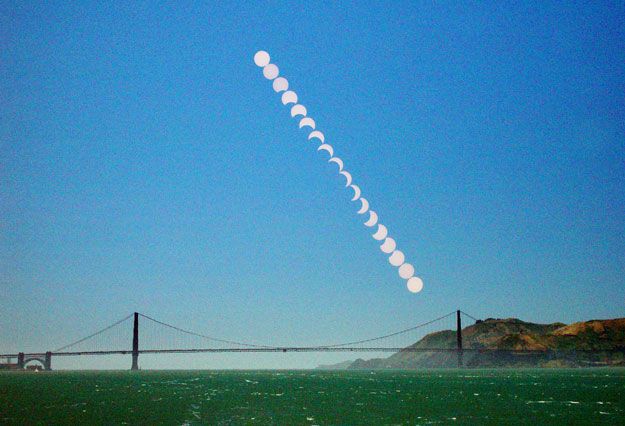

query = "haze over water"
1;369;624;425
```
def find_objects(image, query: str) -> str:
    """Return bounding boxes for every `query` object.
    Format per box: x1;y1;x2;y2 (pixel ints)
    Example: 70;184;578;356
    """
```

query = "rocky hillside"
319;317;625;369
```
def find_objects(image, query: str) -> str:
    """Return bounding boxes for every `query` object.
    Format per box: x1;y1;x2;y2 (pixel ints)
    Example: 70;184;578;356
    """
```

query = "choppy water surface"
1;369;624;424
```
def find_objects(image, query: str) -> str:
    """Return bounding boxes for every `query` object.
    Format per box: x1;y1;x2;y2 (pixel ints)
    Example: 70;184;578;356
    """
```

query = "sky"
1;1;624;369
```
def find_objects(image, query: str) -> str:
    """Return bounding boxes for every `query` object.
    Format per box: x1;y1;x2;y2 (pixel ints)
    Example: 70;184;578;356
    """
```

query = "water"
1;369;624;424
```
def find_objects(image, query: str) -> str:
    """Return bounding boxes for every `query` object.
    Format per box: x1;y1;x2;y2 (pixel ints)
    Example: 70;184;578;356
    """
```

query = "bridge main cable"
137;313;277;349
53;313;134;353
312;310;458;348
12;310;465;358
139;311;458;349
460;310;479;322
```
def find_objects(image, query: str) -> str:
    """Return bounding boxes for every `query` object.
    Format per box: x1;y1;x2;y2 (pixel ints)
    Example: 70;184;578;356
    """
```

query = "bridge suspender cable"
138;311;458;349
137;313;276;349
43;310;477;356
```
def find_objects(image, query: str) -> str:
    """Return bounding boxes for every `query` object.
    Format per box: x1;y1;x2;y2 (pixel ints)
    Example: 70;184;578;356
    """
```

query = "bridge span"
3;311;472;370
3;311;618;370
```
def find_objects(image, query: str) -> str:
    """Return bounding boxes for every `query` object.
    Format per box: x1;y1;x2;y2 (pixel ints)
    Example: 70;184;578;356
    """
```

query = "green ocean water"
1;369;624;425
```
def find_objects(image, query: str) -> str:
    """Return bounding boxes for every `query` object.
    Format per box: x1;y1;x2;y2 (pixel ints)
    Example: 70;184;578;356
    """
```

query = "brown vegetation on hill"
319;317;625;369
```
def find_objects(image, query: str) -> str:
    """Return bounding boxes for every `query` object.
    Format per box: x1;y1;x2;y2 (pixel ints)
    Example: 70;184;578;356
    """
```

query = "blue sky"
1;1;624;368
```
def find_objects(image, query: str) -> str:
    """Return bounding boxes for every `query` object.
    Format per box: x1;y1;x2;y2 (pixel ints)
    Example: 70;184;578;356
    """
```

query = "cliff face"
318;317;625;369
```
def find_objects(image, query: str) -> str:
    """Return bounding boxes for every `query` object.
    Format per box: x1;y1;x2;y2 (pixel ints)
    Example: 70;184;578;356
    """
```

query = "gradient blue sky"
1;1;624;368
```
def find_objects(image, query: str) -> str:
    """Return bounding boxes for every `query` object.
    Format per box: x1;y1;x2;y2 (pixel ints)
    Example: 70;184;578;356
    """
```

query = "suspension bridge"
1;310;479;370
3;310;618;370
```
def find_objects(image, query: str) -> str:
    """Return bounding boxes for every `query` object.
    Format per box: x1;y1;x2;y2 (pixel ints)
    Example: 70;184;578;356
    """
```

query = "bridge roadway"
1;347;615;358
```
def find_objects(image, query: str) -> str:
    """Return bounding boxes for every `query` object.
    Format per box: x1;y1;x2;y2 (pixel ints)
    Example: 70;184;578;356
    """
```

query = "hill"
318;317;625;369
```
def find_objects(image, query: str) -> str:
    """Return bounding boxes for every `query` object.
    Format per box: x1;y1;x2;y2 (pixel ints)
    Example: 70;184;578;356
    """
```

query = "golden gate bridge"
2;310;473;370
2;310;615;370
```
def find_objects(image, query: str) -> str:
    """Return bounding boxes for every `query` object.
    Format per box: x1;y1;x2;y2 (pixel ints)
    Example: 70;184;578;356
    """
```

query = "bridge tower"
44;351;52;371
131;312;139;370
456;310;463;368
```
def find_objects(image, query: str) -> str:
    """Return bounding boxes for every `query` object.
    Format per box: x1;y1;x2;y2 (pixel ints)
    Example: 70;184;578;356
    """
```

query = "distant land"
318;317;625;369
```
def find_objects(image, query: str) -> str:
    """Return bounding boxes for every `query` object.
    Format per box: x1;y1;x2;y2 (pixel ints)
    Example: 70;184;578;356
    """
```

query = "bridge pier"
44;351;52;371
17;352;24;369
131;312;139;370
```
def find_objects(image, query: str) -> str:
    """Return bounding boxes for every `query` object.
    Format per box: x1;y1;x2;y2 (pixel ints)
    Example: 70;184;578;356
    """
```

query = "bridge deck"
2;347;620;358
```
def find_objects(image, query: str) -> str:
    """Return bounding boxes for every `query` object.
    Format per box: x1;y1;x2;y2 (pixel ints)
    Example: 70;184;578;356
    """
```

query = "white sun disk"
407;277;424;293
282;91;298;105
398;263;415;279
291;104;307;117
253;52;426;295
272;77;288;92
388;250;404;266
380;238;396;254
254;51;270;67
263;64;279;80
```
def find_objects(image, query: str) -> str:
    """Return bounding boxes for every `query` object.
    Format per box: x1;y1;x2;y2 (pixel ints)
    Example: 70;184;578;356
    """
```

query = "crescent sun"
329;157;344;172
380;237;396;254
339;171;352;187
372;224;388;241
308;130;325;143
357;198;369;214
388;250;405;266
364;210;378;227
281;91;298;105
299;117;315;129
349;184;361;201
317;144;334;157
291;104;307;117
